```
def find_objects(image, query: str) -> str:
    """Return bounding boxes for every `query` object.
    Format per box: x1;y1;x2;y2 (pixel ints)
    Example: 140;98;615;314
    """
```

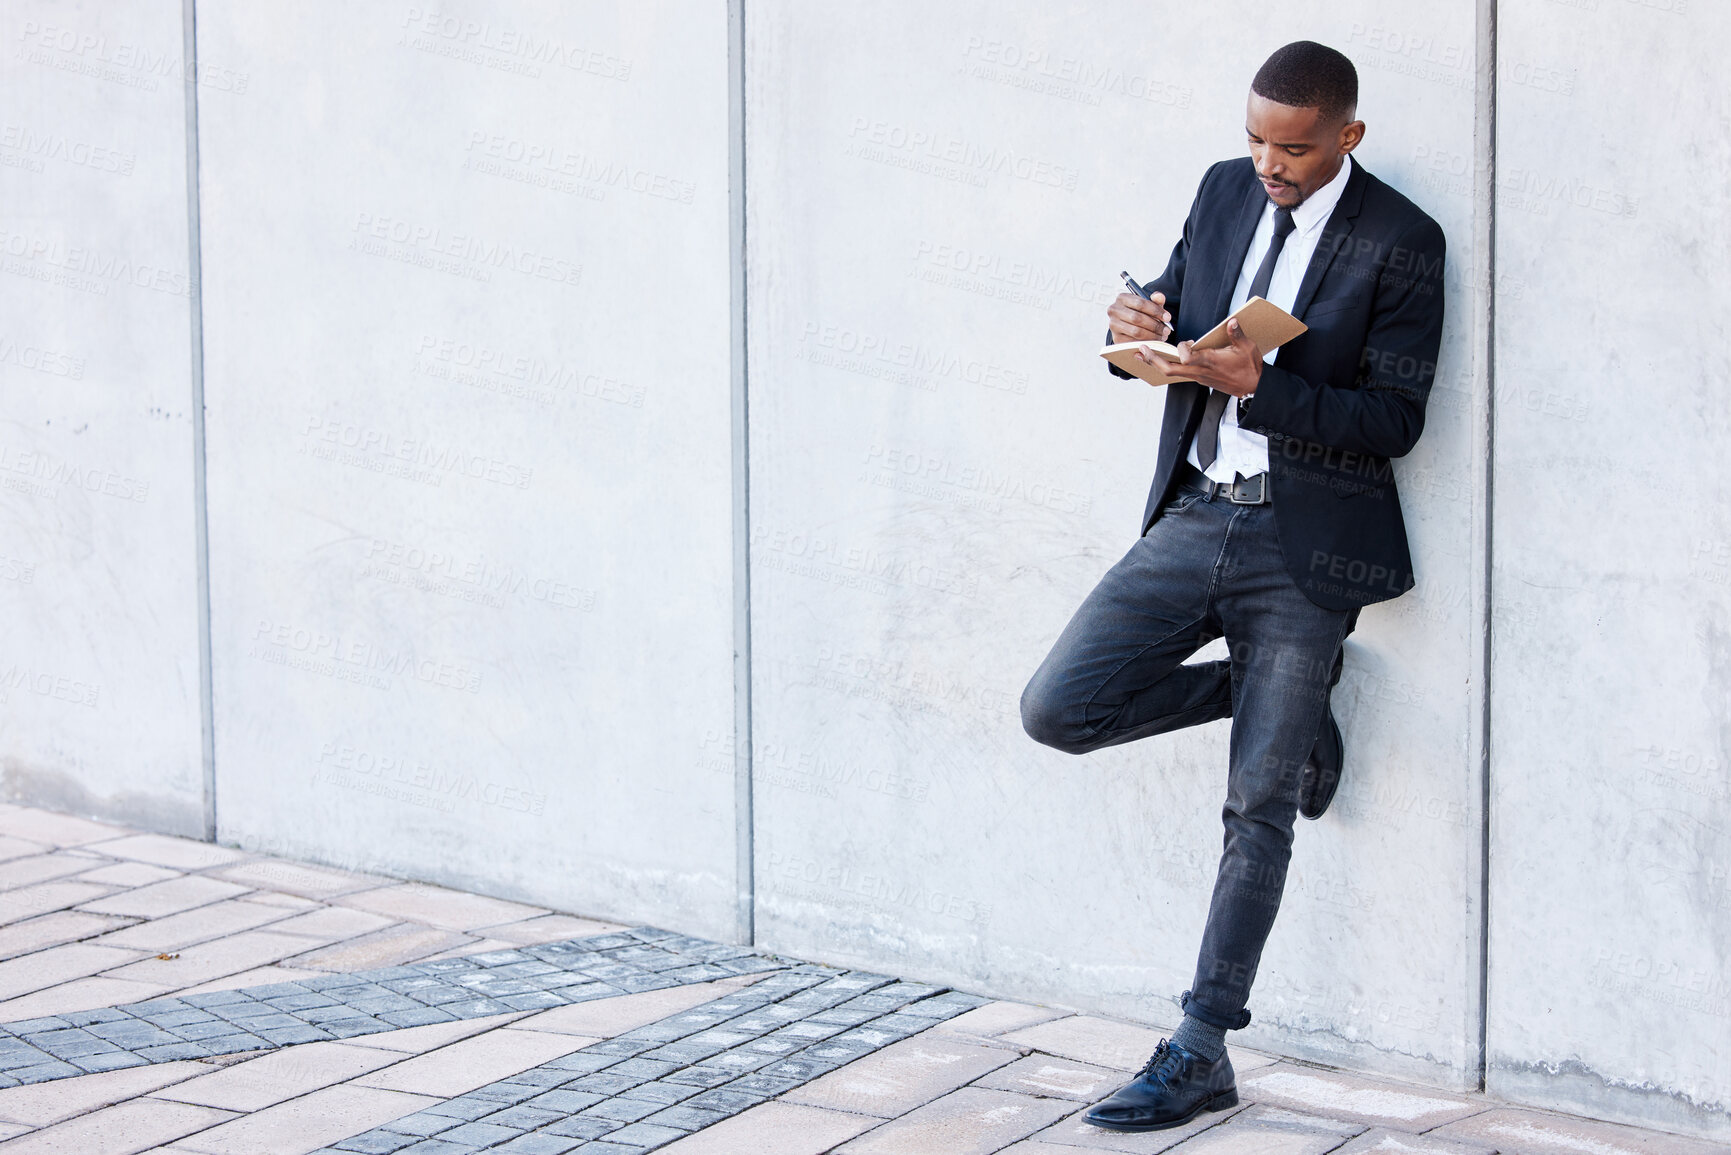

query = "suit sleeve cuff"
1105;327;1132;379
1240;364;1298;435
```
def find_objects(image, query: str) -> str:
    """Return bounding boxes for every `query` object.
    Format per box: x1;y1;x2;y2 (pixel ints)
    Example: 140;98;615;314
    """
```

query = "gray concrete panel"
0;3;206;834
1489;0;1731;1138
192;3;741;937
744;2;1486;1088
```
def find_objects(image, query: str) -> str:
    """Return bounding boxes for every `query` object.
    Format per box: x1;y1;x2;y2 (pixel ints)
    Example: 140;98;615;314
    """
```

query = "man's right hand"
1107;291;1173;356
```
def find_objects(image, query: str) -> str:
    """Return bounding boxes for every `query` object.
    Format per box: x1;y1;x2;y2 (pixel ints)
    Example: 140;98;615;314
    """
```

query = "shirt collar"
1289;153;1353;236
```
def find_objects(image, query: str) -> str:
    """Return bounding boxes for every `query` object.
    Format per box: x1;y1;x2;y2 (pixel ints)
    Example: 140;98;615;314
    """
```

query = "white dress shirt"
1187;153;1354;482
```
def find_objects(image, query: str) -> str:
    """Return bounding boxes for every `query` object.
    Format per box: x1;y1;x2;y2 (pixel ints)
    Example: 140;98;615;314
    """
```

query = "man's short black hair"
1251;41;1358;123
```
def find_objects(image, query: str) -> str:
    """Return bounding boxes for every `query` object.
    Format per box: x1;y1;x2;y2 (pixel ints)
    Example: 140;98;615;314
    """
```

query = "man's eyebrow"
1245;127;1313;148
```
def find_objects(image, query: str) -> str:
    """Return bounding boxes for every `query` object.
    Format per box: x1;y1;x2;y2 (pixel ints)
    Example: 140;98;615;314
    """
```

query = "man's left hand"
1171;317;1265;397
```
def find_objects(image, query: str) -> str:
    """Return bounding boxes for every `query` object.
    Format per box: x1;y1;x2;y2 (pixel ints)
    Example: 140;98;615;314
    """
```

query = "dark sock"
1170;1013;1226;1061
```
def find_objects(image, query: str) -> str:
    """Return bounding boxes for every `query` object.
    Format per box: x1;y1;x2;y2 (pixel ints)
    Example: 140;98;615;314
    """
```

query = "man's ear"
1339;119;1366;154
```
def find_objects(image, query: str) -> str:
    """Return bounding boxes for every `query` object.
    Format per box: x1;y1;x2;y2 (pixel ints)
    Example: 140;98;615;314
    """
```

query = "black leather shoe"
1083;1039;1238;1132
1299;702;1343;820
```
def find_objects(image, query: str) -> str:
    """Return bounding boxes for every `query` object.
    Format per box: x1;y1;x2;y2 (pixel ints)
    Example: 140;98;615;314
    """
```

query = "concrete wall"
0;2;207;835
6;0;1729;1140
743;0;1487;1091
1488;0;1731;1140
191;1;742;938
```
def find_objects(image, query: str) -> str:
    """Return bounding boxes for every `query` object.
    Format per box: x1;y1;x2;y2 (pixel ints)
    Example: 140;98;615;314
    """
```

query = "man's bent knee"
1020;679;1095;755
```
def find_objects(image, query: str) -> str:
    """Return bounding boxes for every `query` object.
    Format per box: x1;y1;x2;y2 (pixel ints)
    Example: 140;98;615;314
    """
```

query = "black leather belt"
1176;462;1271;505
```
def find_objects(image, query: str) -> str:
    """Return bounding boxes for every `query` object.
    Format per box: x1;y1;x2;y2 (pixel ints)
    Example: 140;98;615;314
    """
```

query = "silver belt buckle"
1227;473;1267;504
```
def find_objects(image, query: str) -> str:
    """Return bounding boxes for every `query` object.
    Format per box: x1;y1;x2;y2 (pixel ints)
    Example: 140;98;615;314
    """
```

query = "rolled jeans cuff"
1181;989;1252;1031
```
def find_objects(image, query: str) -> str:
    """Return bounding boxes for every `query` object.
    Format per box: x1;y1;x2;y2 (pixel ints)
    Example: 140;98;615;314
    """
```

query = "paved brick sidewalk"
0;802;1721;1154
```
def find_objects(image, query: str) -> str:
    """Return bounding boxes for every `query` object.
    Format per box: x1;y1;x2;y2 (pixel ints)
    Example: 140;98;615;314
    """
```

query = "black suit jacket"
1109;156;1446;611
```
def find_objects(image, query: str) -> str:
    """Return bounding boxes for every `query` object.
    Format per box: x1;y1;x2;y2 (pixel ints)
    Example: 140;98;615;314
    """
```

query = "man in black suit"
1019;41;1445;1131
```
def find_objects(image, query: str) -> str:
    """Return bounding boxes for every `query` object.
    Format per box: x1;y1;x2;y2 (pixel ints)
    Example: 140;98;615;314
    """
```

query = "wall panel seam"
182;0;217;842
728;0;754;946
1474;0;1499;1091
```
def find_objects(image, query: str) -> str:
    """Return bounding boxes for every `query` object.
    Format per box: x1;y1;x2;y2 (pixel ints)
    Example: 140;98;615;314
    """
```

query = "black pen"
1120;271;1171;343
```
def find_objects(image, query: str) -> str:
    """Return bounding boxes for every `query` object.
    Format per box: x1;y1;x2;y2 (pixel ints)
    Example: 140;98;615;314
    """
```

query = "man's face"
1245;91;1363;208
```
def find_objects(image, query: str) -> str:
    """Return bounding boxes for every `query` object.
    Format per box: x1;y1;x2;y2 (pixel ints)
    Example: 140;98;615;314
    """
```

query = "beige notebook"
1100;296;1308;387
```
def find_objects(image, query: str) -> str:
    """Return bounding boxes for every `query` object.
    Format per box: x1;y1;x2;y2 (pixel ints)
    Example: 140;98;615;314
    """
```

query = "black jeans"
1020;483;1355;1028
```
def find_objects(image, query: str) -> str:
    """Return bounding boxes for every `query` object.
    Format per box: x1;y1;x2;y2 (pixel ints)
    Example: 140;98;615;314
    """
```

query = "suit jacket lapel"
1289;159;1370;321
1177;176;1268;442
1212;177;1268;324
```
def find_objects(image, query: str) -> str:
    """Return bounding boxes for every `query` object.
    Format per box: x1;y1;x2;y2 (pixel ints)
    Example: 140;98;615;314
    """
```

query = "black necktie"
1196;207;1296;471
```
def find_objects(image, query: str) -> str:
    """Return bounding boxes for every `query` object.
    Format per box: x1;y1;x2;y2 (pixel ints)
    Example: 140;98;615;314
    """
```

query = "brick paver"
999;1014;1177;1072
0;1096;235;1154
656;1101;876;1153
362;1016;531;1059
489;915;627;945
78;876;251;920
1240;1063;1483;1130
288;924;475;971
0;881;113;926
95;898;298;952
1334;1126;1498;1153
974;1053;1126;1102
0;839;44;865
835;1086;1076;1153
509;977;766;1039
934;1000;1070;1039
1157;1103;1364;1153
331;884;549;932
261;906;398;940
782;1032;1017;1117
350;1027;591;1097
0;808;121;846
0;943;145;1001
0;802;1722;1154
1429;1106;1731;1154
0;975;175;1022
1014;1099;1245;1153
208;860;386;899
171;1084;435;1154
92;835;247;872
155;1041;403;1111
72;862;180;888
0;854;103;891
0;1061;207;1128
